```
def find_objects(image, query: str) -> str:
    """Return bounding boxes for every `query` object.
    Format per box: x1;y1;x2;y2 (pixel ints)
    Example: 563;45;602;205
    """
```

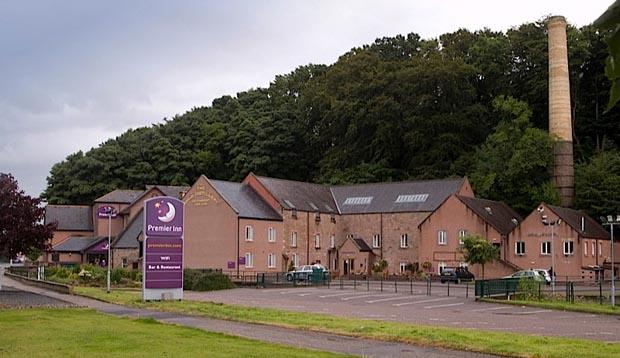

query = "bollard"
466;281;469;299
447;281;450;297
395;279;397;293
367;277;370;291
380;277;383;292
354;275;357;290
599;279;603;304
410;277;413;295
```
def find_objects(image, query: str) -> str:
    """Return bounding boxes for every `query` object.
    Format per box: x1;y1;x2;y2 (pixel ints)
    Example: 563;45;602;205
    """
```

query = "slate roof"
94;189;144;204
548;205;609;239
52;236;102;252
211;179;282;220
255;176;337;213
45;205;93;231
331;178;465;214
145;185;191;199
113;210;142;249
353;238;373;252
457;196;522;235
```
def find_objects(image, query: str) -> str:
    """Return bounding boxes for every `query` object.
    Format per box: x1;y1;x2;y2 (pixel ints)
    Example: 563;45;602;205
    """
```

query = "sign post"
143;196;184;301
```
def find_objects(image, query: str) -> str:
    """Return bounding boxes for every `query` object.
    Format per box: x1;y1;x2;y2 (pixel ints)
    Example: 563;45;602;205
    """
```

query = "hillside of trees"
43;18;620;218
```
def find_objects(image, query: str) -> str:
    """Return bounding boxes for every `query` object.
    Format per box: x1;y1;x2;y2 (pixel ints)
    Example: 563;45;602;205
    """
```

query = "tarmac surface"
0;273;494;358
186;283;620;342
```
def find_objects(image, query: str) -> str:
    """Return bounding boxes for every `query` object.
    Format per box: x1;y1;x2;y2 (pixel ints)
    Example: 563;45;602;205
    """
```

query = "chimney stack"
548;16;574;207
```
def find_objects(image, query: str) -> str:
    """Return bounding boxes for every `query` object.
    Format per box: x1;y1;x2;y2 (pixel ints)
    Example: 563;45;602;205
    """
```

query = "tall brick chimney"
548;16;574;207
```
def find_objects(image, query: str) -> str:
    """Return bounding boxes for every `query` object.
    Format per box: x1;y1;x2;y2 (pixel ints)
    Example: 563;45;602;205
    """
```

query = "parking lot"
186;285;620;342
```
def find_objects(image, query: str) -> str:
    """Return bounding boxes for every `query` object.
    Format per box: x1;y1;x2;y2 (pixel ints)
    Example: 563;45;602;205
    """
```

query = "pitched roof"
211;180;282;220
457;195;522;235
331;178;465;214
353;238;373;252
113;210;142;249
52;236;101;252
45;205;93;231
94;189;144;204
145;185;191;199
255;176;337;213
548;205;609;239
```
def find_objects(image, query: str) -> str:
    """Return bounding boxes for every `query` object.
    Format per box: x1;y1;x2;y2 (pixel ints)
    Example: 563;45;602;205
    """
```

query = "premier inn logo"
155;199;176;223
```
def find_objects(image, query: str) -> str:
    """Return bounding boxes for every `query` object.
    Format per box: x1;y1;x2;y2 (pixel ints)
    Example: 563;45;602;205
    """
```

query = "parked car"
440;267;475;283
503;269;545;282
286;264;328;281
533;269;552;285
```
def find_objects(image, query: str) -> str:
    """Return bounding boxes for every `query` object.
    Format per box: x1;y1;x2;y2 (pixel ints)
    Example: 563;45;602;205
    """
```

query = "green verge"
74;287;620;358
480;297;620;316
0;307;349;358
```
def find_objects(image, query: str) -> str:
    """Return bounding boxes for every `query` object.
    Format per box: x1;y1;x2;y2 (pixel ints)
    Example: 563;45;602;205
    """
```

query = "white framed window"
400;234;409;248
290;231;297;247
267;253;276;268
245;225;254;241
563;240;574;255
438;262;447;274
438;230;447;246
399;262;407;274
598;242;602;257
584;240;588;256
592;241;596;257
292;253;299;267
315;234;320;249
267;227;276;242
541;241;551;255
330;235;335;249
458;230;467;244
515;241;525;255
372;234;381;248
244;253;254;268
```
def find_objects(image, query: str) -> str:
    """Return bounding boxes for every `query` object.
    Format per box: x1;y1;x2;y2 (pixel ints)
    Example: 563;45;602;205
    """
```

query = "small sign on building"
143;196;184;301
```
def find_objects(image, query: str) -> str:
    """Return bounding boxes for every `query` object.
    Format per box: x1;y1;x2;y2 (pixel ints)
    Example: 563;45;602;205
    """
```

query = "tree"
460;235;499;279
0;174;54;258
575;150;620;218
594;0;620;110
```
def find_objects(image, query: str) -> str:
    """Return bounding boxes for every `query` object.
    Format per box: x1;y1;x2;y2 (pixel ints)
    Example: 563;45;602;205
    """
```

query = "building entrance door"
344;259;355;275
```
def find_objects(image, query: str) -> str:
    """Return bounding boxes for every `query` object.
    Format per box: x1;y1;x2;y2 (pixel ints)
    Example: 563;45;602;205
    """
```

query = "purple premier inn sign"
143;196;184;301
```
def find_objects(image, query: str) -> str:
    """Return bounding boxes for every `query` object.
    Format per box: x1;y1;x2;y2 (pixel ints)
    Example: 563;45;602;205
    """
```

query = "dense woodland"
43;19;620;218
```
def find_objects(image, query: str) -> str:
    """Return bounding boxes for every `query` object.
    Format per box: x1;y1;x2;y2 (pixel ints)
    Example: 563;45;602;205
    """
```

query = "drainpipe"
380;213;383;260
236;217;240;277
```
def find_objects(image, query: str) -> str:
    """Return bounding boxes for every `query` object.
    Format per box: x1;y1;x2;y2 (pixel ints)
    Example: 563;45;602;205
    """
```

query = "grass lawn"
0;307;349;358
74;287;620;358
480;297;620;316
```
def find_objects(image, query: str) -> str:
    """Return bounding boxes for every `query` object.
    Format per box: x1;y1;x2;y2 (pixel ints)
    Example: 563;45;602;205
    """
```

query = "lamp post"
538;206;561;294
601;215;620;306
105;206;117;294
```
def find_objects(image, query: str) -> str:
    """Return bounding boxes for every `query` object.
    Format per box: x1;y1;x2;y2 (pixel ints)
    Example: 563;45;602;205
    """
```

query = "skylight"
309;202;319;211
395;194;429;203
283;199;296;208
343;197;373;205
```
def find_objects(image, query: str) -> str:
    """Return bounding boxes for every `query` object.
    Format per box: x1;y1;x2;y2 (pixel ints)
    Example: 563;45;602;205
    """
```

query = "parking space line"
366;295;425;303
341;293;397;301
424;302;464;309
277;289;315;295
393;297;454;307
318;291;360;298
469;306;512;312
510;309;550;315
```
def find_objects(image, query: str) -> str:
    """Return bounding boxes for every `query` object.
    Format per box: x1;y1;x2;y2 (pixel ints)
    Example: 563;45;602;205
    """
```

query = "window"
372;234;381;248
516;241;526;255
438;230;447;246
267;253;276;268
292;253;299;267
330;235;335;249
400;234;409;248
244;253;254;268
315;234;320;249
245;225;253;241
438;262;447;274
599;242;602;257
584;241;588;256
268;227;276;242
563;240;574;255
122;257;128;268
290;231;297;247
541;241;551;255
458;230;468;244
51;253;59;262
399;262;407;274
592;242;596;257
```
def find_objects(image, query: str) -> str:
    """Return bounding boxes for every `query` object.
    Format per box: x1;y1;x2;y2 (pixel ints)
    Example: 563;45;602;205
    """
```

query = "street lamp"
105;206;117;294
538;206;561;294
600;215;620;306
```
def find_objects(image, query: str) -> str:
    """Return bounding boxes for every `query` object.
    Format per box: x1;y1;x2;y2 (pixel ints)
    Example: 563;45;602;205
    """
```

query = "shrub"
517;278;541;300
183;269;234;291
111;267;130;284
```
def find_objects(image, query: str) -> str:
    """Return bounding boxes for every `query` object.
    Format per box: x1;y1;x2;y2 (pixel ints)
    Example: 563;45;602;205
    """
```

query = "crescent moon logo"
158;202;176;223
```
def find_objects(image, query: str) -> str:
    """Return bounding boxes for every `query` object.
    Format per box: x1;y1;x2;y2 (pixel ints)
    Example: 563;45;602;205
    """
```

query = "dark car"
440;267;474;283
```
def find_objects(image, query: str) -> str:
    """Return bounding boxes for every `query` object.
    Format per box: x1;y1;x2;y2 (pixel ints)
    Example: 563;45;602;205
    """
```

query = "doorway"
344;259;355;275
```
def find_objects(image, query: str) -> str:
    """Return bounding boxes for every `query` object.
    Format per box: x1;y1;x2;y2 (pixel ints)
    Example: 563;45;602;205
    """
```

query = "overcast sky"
0;0;611;197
